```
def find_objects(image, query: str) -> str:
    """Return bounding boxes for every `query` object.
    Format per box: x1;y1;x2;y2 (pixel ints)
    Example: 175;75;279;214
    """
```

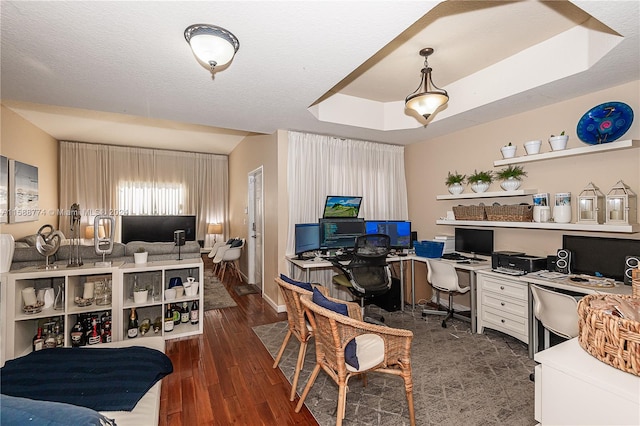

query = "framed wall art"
0;156;8;223
9;159;39;223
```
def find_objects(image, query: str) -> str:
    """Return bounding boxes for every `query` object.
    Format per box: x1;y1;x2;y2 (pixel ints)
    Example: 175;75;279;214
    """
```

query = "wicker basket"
577;294;640;376
485;204;533;222
452;205;486;221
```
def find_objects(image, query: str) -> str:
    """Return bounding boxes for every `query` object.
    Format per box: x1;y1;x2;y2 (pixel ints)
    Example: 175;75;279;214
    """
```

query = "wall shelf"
436;219;639;233
493;139;639;166
436;189;537;200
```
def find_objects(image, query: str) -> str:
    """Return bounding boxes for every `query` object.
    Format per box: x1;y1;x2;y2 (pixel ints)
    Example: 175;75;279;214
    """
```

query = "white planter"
133;290;148;304
500;178;521;191
524;140;541;155
471;181;490;193
134;252;148;264
501;145;517;158
549;135;568;151
448;183;464;195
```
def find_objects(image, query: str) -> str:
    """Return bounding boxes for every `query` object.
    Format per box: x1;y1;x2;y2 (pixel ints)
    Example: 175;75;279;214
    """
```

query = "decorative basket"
485;204;533;222
577;294;640;376
414;241;444;258
452;205;486;221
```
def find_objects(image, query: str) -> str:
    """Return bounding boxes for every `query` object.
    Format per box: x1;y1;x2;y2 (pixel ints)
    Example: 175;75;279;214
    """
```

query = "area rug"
203;269;237;311
253;307;537;426
233;284;260;296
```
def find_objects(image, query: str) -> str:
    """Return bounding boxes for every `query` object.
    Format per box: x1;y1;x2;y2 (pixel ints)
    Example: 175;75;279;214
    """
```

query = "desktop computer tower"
368;277;401;312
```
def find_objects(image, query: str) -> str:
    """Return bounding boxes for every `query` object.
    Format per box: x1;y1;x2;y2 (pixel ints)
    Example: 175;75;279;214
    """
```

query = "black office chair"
331;234;392;324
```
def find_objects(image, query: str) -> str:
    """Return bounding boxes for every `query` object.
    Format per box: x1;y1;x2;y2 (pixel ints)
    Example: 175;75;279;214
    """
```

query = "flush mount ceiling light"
405;47;449;121
184;24;239;76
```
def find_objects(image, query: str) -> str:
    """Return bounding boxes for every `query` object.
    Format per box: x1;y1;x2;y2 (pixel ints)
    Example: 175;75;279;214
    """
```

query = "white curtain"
59;141;228;241
286;131;408;287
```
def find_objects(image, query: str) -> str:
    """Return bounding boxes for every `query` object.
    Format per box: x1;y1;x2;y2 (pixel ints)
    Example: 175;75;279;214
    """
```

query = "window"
118;182;184;215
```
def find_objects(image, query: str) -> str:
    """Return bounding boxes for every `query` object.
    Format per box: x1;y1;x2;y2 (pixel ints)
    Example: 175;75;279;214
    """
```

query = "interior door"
247;167;263;289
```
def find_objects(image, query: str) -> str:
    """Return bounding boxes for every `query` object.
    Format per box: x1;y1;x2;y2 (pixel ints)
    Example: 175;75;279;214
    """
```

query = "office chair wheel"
441;320;447;328
529;372;535;382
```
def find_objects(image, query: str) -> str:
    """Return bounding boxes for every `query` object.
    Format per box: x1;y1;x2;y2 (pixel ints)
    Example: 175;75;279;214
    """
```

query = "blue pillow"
0;394;116;426
280;274;313;292
312;288;358;369
230;239;243;247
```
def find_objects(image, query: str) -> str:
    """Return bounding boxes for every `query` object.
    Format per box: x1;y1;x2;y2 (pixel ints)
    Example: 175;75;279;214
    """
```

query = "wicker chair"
296;293;415;426
273;277;334;401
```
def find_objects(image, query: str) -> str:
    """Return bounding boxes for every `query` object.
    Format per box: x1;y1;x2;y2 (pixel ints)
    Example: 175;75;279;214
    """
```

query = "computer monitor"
562;235;640;281
294;223;320;259
319;218;365;250
365;220;412;249
322;196;363;218
454;228;494;257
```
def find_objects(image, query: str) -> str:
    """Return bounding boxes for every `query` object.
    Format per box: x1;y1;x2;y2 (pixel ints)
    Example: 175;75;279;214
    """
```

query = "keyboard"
332;253;353;262
441;253;467;261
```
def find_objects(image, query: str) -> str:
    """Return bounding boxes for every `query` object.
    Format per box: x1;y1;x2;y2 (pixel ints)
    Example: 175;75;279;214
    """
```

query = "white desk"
534;338;640;425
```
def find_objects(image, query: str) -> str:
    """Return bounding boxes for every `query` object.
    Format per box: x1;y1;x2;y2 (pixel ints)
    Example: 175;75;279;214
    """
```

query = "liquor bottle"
32;327;44;352
190;300;199;325
127;307;138;338
44;325;57;349
172;304;180;325
153;317;162;334
101;319;112;343
88;317;101;345
70;319;85;347
54;322;64;347
180;302;190;323
164;304;174;332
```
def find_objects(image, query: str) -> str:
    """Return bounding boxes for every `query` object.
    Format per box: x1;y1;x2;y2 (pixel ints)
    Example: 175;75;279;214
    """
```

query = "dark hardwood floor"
159;256;318;426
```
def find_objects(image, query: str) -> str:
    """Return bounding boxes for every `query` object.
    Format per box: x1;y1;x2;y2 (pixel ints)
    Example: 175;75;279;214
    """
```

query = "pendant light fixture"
405;47;449;121
184;24;239;76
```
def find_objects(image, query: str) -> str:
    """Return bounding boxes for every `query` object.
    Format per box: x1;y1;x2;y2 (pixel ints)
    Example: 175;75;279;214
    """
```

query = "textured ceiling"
1;1;638;154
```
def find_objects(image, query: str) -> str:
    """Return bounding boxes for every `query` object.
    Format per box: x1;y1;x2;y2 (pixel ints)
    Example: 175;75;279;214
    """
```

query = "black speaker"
624;255;640;285
174;229;185;246
556;249;572;274
546;255;558;272
410;231;418;248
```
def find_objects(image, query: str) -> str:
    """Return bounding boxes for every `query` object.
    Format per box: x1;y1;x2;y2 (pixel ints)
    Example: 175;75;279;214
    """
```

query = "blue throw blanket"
0;346;173;411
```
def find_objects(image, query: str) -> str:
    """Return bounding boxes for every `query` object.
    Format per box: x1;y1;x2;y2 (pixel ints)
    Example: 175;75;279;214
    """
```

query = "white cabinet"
1;258;204;366
476;271;528;344
117;259;203;341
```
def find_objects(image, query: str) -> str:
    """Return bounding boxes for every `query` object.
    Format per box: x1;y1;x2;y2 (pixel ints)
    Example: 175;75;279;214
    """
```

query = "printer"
491;251;547;274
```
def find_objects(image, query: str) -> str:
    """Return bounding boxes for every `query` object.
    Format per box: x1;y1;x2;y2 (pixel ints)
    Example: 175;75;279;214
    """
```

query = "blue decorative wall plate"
576;101;633;144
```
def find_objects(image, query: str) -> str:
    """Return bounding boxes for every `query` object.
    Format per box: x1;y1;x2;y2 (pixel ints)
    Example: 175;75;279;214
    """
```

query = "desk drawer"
482;306;528;343
481;276;527;300
482;292;527;318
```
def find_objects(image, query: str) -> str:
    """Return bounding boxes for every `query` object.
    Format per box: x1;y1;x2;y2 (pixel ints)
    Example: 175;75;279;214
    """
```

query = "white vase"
448;183;464;195
553;205;572;223
500;178;521;191
134;252;148;264
0;234;15;273
471;181;490;193
549;135;568;151
501;145;517;158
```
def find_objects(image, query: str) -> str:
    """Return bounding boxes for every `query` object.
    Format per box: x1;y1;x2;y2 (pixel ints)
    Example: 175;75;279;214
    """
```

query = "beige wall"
405;80;640;260
0;105;59;239
228;131;282;305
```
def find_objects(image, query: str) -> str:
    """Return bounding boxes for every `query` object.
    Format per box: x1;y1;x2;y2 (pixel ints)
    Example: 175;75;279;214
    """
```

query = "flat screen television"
454;228;494;257
562;235;640;281
319;218;365;250
322;196;363;218
294;223;320;259
365;220;412;249
121;215;196;243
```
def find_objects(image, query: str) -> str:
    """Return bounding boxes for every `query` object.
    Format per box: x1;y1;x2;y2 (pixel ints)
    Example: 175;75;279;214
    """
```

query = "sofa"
1;336;167;426
11;235;201;270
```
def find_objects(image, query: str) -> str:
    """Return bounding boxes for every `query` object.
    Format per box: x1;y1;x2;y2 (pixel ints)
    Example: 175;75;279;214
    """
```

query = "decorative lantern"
605;180;637;225
577;182;605;224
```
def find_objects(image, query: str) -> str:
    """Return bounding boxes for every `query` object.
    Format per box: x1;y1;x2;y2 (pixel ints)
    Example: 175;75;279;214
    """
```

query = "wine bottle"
173;304;180;325
190;300;199;325
44;325;57;349
54;322;64;347
88;317;101;345
70;319;84;347
32;327;44;351
101;319;112;343
153;317;162;334
180;302;190;323
139;318;151;336
164;304;174;332
127;307;138;338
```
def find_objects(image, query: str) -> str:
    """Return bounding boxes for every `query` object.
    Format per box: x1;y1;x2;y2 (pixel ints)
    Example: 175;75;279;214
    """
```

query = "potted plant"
445;171;466;195
500;142;517;159
496;165;527;191
549;131;568;151
134;246;148;264
466;170;493;193
524;139;542;155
